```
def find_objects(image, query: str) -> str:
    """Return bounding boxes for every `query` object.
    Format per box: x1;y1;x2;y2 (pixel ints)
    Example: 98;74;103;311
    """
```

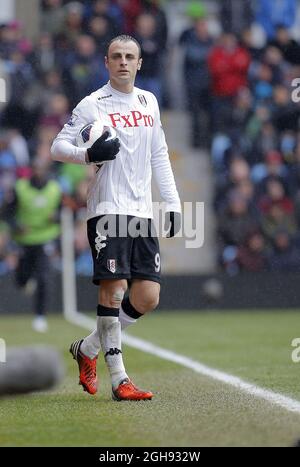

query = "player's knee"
134;293;160;314
151;294;160;311
99;280;127;308
111;287;126;308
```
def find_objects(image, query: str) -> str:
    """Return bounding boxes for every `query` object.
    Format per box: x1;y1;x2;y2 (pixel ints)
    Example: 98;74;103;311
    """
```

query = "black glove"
164;211;181;238
87;131;120;164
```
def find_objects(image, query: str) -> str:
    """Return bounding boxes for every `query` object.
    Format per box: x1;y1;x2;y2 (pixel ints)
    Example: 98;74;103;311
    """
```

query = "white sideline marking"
66;312;300;415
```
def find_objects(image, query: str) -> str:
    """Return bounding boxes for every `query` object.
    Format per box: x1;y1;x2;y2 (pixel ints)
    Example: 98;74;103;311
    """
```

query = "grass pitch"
0;310;300;447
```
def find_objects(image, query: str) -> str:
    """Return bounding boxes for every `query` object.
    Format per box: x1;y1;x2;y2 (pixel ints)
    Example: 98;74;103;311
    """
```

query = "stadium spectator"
28;33;57;78
140;0;168;51
208;32;251;132
63;1;84;45
0;21;32;60
258;177;294;215
179;10;213;147
62;34;108;105
244;105;272;155
40;0;65;36
119;0;168;48
215;156;253;213
85;14;116;55
39;93;70;132
250;120;278;165
272;84;300;133
89;0;123;34
268;229;300;271
229;87;253;151
261;203;298;244
6;129;30;171
116;0;142;34
235;178;256;213
258;177;297;243
218;189;259;249
0;131;17;205
287;144;300;224
219;0;254;35
1;49;36;138
240;27;263;61
133;12;163;103
255;0;296;40
0;221;17;276
269;25;300;65
263;46;286;85
23;68;66;121
251;62;274;105
251;148;287;182
236;229;268;272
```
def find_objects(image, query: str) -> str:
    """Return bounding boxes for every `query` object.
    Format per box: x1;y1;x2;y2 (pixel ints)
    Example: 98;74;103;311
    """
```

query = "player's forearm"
152;156;181;213
51;139;88;165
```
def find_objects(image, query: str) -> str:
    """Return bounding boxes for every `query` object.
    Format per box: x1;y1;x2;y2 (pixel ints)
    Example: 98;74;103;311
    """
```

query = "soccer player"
51;35;181;400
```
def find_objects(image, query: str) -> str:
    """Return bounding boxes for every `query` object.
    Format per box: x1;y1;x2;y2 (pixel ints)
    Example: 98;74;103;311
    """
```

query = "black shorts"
87;215;161;285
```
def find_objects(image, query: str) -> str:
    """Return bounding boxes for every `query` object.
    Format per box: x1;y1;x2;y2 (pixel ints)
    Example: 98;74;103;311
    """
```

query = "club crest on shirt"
107;259;116;273
138;94;147;107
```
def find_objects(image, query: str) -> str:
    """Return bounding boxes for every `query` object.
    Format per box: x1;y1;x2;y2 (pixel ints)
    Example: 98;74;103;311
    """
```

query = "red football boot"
112;378;153;401
70;339;98;395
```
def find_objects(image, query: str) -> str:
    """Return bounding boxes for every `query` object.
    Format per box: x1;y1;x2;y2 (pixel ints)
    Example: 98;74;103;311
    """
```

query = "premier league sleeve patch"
66;112;79;126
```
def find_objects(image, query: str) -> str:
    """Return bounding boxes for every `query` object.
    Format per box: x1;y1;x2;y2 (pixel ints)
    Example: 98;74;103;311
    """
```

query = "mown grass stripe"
66;312;300;414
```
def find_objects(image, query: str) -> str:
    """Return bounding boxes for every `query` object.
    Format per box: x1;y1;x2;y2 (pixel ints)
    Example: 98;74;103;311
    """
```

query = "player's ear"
137;58;142;70
105;56;108;69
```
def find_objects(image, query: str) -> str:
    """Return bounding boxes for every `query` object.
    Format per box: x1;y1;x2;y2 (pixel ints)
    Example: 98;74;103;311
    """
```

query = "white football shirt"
51;81;181;220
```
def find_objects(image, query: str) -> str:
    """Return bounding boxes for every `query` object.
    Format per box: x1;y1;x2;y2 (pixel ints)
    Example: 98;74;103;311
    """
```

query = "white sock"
97;315;128;388
78;304;138;360
119;304;137;330
80;329;101;359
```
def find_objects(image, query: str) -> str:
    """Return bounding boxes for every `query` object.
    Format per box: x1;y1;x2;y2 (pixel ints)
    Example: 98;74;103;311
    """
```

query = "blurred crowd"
178;0;300;275
1;0;300;277
0;0;169;277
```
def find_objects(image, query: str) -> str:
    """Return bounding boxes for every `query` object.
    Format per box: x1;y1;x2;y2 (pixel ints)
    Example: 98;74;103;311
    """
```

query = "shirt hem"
86;210;153;221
